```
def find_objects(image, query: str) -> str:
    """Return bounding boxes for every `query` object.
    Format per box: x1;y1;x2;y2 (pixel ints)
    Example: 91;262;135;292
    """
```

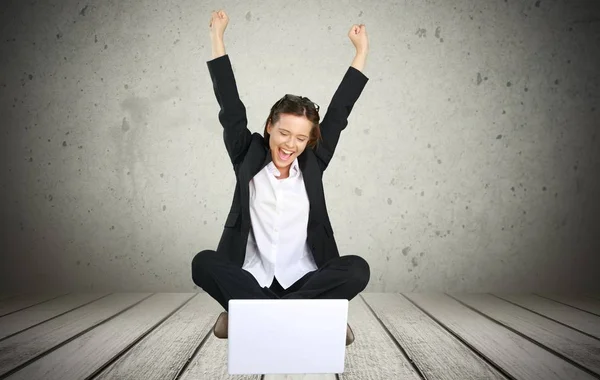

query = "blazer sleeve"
313;66;369;171
206;54;252;166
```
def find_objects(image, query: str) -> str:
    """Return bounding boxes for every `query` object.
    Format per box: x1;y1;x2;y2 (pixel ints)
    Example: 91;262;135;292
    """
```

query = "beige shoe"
346;323;355;346
213;312;228;339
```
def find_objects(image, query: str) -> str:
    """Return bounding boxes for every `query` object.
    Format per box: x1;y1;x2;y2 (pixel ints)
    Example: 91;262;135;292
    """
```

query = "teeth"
281;149;292;154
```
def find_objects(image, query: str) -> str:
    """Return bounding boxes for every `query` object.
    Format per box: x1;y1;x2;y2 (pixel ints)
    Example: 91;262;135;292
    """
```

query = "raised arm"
313;24;370;172
210;11;227;59
206;10;252;167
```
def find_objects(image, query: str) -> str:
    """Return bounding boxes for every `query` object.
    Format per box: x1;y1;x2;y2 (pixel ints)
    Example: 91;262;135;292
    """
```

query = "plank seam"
445;293;600;379
401;293;514;380
490;293;600;342
0;293;114;343
88;293;199;380
534;294;600;317
172;309;219;380
0;293;71;318
0;293;156;380
359;294;427;380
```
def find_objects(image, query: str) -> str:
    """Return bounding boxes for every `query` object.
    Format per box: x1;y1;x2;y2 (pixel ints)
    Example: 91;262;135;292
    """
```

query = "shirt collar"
267;158;300;179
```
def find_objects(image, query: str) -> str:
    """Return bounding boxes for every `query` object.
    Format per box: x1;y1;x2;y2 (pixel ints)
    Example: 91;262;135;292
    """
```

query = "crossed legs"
191;249;370;311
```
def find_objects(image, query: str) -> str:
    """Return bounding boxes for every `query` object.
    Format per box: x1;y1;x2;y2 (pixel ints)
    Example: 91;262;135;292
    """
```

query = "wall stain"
435;26;443;42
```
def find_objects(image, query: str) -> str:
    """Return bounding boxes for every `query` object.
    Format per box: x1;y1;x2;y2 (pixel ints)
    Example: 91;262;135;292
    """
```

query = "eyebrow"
280;128;309;138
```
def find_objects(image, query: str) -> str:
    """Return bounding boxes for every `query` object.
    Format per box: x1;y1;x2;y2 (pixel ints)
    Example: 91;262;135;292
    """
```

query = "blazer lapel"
298;150;321;222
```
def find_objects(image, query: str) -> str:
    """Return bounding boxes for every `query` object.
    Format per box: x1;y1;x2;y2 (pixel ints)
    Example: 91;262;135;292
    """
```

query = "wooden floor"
0;292;599;380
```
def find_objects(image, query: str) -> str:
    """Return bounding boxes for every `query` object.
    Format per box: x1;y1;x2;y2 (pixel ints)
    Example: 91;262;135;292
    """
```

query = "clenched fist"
348;24;368;54
209;10;229;40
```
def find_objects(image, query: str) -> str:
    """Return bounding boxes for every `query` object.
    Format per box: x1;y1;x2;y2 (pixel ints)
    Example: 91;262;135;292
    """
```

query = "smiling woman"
263;95;322;179
192;9;371;347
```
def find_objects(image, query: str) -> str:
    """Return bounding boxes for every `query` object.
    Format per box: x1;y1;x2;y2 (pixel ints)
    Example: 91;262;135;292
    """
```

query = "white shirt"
242;158;318;289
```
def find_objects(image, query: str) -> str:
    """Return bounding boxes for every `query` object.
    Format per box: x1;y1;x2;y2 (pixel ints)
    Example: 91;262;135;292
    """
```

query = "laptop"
227;299;349;375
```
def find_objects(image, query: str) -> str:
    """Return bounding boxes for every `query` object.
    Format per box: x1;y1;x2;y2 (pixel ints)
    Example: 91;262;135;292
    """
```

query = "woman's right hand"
209;10;229;40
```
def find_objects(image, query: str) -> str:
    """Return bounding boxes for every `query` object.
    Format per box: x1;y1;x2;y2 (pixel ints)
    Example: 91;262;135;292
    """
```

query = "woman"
192;10;370;346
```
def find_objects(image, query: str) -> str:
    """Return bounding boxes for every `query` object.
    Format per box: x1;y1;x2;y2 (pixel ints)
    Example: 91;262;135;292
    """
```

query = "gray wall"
1;0;599;294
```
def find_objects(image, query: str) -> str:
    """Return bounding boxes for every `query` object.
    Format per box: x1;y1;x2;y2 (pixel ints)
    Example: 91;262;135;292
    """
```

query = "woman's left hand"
348;24;368;54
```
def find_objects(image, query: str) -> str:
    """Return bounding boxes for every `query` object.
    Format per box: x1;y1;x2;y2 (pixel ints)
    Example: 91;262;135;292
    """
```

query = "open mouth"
278;148;294;161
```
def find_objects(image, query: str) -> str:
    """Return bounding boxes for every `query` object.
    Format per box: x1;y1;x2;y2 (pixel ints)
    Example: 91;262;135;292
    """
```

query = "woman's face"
267;113;312;172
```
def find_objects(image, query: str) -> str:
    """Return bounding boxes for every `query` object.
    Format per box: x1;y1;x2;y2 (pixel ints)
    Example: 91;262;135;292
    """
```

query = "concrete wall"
1;0;599;293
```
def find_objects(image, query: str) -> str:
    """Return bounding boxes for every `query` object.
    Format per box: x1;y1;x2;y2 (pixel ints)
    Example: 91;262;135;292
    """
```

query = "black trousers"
191;249;370;311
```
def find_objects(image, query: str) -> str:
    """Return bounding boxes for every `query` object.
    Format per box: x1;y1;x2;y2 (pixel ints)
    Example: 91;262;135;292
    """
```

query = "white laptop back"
227;299;348;375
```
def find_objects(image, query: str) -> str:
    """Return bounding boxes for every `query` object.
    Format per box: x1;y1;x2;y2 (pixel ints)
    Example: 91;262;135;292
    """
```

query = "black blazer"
206;54;369;268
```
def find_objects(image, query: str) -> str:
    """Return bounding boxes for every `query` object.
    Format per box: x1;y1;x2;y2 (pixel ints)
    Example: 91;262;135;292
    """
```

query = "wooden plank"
0;293;109;340
451;293;600;376
264;375;334;380
494;293;600;339
177;332;260;380
405;293;597;380
361;293;507;380
339;296;422;380
0;292;152;377
537;294;600;316
91;293;221;380
4;293;194;380
0;293;68;317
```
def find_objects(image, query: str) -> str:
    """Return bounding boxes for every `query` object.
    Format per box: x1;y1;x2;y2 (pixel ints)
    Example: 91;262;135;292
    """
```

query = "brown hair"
263;94;322;149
